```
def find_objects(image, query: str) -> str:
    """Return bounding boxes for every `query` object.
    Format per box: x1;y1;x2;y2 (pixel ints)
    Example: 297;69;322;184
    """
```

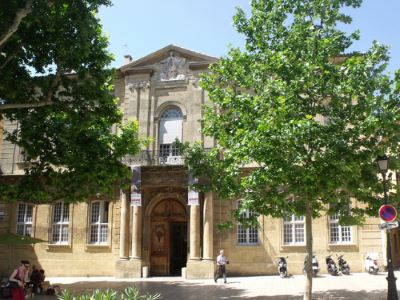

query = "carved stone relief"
158;51;187;81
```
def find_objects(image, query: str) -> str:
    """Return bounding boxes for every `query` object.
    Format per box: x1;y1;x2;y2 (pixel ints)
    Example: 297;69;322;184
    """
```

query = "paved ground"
31;271;400;300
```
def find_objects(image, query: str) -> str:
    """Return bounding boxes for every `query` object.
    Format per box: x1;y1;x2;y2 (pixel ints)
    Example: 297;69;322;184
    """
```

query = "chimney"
124;54;133;65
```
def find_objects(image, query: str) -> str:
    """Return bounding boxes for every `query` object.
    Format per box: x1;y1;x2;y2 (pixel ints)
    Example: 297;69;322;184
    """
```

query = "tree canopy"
182;0;400;298
0;0;142;203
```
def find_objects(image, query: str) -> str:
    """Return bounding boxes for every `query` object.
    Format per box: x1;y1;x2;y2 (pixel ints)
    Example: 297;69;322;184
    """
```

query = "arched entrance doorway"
150;199;187;276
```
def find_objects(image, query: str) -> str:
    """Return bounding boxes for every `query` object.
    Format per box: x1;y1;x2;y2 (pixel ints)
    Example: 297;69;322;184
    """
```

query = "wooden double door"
150;199;188;276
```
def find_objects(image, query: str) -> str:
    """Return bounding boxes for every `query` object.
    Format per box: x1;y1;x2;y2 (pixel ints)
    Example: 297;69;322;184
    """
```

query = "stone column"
119;190;129;259
189;204;201;260
203;192;214;260
186;194;215;279
131;206;142;259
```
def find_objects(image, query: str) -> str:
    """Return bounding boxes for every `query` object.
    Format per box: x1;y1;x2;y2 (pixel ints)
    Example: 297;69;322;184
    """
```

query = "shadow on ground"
49;281;388;300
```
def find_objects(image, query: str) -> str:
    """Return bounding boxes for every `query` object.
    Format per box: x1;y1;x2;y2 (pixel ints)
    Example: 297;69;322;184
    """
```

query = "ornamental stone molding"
127;80;150;92
190;77;200;88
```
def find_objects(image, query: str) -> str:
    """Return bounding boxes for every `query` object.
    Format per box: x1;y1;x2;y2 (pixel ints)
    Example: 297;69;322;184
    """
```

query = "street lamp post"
377;155;399;300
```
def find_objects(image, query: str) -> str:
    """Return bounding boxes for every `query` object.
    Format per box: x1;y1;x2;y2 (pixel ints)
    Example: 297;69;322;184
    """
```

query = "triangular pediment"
119;44;218;71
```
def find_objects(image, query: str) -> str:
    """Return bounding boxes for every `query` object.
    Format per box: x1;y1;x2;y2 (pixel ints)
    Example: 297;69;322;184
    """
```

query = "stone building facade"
0;45;397;278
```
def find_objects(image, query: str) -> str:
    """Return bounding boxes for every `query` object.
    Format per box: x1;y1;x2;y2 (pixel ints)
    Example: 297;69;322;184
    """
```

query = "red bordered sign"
379;205;398;222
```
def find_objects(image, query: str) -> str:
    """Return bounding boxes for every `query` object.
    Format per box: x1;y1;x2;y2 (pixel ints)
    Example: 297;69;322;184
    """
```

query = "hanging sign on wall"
130;165;142;206
188;173;199;206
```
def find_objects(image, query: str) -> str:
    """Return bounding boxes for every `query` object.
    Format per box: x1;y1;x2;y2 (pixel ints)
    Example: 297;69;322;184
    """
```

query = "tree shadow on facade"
54;280;388;300
0;233;45;277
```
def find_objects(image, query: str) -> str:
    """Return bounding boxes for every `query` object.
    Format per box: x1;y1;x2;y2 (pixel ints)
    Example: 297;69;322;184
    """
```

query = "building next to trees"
0;45;398;278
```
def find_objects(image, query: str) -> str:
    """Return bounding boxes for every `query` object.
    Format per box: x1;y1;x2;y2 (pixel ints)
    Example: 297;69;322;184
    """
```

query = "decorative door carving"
150;223;169;275
150;199;187;276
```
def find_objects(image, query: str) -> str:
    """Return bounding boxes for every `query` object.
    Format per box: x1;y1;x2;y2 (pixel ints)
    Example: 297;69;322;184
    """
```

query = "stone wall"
0;120;26;175
213;199;384;275
0;189;387;278
0;199;120;277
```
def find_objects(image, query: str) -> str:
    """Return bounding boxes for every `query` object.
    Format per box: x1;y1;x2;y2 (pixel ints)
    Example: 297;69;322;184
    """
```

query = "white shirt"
217;254;228;266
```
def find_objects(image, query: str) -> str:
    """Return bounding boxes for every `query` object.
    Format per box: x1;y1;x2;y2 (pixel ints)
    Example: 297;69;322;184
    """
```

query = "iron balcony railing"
121;150;184;166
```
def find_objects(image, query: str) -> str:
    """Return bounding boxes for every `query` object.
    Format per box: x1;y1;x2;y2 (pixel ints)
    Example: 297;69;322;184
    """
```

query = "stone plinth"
186;259;215;279
115;259;142;278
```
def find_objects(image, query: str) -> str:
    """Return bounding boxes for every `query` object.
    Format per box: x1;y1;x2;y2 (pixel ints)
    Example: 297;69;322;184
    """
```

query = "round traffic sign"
379;205;398;222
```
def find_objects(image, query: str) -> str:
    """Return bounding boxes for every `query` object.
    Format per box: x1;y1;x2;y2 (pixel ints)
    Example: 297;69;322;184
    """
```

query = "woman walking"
9;260;30;300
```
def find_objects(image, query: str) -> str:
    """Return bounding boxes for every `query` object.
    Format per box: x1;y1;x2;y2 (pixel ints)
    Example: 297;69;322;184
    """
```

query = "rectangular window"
89;201;109;245
237;202;259;245
159;144;182;165
51;202;69;244
159;144;180;157
0;204;5;221
16;204;33;236
329;213;352;244
283;215;305;245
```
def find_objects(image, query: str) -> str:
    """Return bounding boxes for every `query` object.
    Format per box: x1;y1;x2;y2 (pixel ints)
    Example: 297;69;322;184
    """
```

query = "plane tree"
182;0;400;299
0;0;142;203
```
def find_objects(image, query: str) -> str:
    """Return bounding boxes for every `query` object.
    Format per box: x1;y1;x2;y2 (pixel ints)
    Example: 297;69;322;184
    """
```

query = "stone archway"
150;198;187;276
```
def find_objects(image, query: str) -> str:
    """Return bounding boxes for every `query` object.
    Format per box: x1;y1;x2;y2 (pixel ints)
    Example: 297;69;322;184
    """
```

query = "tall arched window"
159;107;183;160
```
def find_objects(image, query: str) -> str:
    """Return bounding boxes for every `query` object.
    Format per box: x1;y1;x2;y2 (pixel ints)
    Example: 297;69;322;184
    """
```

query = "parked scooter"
365;255;379;274
303;254;319;276
278;256;288;278
337;254;350;275
325;255;339;276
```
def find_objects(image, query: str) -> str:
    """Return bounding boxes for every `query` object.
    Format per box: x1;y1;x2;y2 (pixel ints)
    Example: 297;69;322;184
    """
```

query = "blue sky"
99;0;399;74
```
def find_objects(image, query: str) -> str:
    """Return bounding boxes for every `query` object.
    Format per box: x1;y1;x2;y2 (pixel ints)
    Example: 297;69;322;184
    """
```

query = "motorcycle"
325;255;339;276
277;256;288;278
303;254;319;277
365;255;379;274
337;254;350;275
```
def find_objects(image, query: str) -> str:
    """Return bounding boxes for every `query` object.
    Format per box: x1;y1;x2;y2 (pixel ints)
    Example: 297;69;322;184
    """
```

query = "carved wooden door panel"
150;222;169;275
150;199;187;276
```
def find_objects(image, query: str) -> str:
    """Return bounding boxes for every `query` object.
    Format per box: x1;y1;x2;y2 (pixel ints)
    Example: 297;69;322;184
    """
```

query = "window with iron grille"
329;212;352;244
283;215;305;245
51;202;69;244
159;144;180;157
159;106;183;162
89;201;109;245
16;204;33;236
237;201;259;245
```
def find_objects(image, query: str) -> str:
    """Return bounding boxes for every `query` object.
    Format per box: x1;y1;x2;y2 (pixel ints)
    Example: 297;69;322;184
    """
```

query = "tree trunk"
304;201;313;300
0;1;56;49
0;1;33;48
